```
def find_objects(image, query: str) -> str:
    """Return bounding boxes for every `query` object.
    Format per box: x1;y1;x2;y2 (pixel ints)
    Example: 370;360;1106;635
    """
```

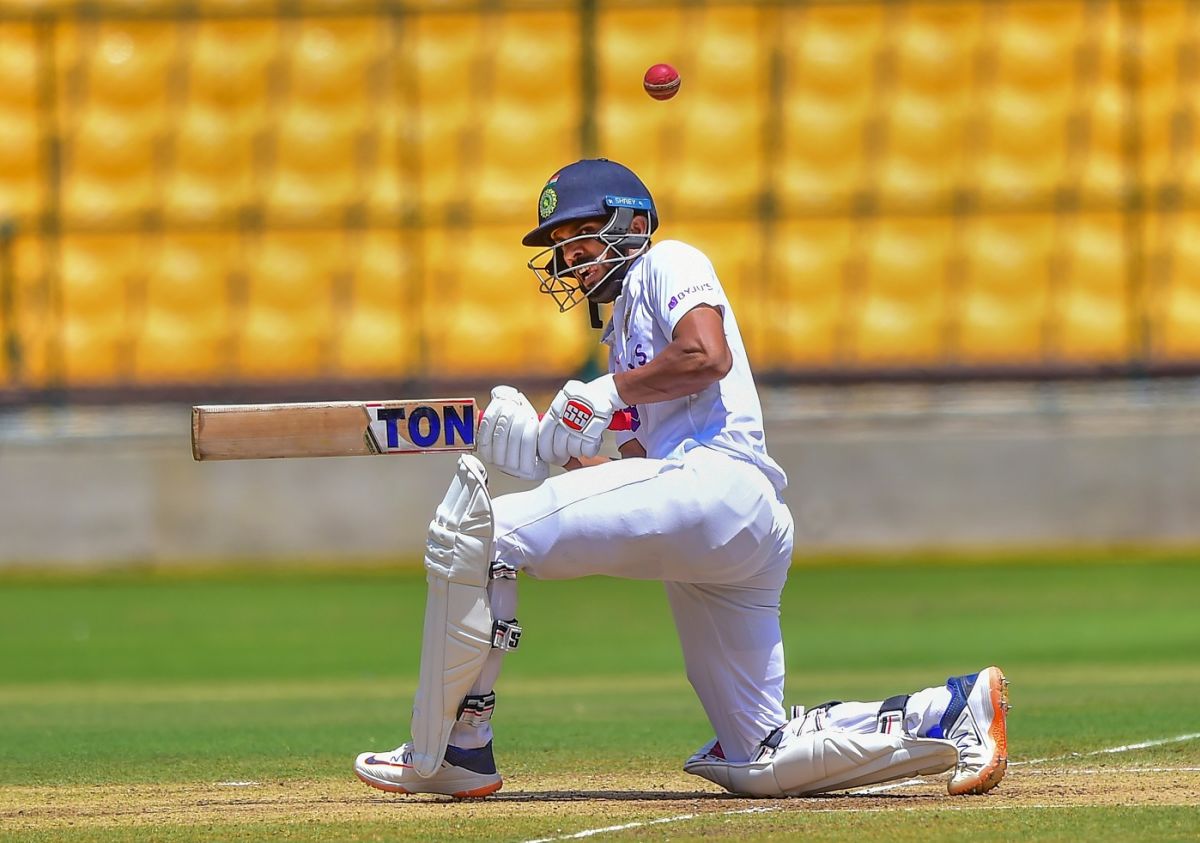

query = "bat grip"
476;408;634;432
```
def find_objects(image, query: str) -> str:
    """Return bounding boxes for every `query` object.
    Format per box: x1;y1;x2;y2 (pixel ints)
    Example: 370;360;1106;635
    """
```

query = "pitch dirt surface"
5;765;1199;838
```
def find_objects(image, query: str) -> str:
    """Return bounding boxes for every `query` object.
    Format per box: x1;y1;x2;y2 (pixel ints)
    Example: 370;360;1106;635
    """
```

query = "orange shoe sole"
948;666;1010;796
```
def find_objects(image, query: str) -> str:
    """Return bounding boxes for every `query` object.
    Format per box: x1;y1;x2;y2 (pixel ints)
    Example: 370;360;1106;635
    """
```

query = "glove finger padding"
480;387;547;481
476;392;507;467
513;408;548;480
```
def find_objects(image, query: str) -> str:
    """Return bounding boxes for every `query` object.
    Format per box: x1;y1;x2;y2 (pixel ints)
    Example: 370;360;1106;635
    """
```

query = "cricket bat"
191;398;635;461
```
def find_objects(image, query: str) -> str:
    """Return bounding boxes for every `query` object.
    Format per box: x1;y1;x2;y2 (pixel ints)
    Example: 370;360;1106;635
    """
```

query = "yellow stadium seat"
762;220;853;367
60;107;159;225
0;109;43;223
1138;3;1191;192
778;93;868;213
333;231;419;379
193;0;277;13
420;224;590;379
854;218;952;365
237;231;344;379
876;91;965;210
285;18;378;110
264;106;363;222
1075;41;1128;206
1153;213;1200;360
81;22;177;113
1140;88;1181;194
674;96;764;216
783;3;884;98
65;106;158;178
187;20;277;111
1054;214;1129;362
956;215;1054;363
61;174;157;229
58;234;138;319
133;234;236;382
335;306;417;381
0;24;37;110
891;2;983;94
163;106;258;223
594;8;686;169
5;235;51;388
1135;0;1191;196
598;8;687;97
686;6;765;99
593;99;676;187
973;87;1071;207
365;110;417;223
491;11;579;101
473;98;575;221
61;317;127;385
990;1;1085;90
409;13;485;220
58;235;141;385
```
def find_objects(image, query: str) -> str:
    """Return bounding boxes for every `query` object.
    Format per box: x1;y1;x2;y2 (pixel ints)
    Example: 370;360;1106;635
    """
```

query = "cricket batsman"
354;159;1009;798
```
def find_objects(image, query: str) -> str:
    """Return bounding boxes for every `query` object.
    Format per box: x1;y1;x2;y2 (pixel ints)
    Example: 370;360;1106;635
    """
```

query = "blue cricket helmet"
522;158;659;247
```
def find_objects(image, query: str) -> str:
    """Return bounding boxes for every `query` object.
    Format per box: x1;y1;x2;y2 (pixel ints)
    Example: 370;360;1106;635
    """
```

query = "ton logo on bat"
367;402;475;452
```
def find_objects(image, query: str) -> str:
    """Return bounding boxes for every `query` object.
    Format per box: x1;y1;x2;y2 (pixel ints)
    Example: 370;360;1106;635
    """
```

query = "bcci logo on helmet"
538;186;558;220
562;399;594;431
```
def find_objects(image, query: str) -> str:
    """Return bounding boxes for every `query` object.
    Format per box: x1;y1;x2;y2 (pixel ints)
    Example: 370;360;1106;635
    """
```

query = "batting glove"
478;386;549;481
537;374;624;465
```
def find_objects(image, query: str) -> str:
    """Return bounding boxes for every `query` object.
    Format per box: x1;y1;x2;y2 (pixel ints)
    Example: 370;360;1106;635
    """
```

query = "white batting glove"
477;386;549;481
537;374;624;465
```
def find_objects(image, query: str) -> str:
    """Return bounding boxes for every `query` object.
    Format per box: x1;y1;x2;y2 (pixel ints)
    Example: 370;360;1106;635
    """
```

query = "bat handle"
476;408;634;432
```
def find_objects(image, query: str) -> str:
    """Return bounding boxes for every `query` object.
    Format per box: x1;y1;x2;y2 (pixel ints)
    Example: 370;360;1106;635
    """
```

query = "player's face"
550;218;608;292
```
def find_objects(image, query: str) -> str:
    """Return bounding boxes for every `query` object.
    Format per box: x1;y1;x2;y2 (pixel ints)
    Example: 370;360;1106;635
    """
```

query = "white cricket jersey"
601;240;788;494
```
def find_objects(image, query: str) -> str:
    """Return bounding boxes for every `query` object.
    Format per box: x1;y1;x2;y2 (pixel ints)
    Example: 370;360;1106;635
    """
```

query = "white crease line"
1019;767;1200;775
522;807;776;843
1012;732;1200;766
855;733;1200;795
522;801;1136;842
854;777;930;795
519;732;1200;842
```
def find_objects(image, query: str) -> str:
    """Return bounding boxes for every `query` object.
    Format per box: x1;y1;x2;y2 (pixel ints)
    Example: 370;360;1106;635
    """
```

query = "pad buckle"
492;618;522;651
877;694;911;735
456;691;496;726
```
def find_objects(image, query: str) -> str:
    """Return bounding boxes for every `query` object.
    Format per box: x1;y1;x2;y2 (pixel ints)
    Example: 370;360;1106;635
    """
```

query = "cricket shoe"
354;741;502;798
938;666;1010;795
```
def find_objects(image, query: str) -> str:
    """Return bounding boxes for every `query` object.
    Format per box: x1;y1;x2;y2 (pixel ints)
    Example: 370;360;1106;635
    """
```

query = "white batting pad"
684;729;957;797
410;454;495;778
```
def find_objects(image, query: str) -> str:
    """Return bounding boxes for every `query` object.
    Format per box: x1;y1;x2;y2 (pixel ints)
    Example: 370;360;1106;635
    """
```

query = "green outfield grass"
1;554;1199;841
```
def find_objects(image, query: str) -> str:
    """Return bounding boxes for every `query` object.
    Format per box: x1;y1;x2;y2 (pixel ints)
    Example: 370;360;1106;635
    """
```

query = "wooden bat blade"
192;399;478;461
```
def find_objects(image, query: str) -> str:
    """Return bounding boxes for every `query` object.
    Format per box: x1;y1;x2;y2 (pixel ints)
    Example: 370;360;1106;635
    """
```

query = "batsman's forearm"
614;343;731;405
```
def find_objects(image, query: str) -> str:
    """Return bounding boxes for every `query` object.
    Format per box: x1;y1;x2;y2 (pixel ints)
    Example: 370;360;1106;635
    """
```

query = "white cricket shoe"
940;666;1010;795
354;741;502;798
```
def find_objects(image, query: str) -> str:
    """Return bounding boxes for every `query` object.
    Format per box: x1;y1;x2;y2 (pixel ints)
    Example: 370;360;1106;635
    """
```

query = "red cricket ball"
643;63;681;101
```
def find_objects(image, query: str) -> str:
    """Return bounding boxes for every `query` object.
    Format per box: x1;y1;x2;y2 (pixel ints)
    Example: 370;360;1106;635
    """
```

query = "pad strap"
877;694;911;735
491;618;522;651
491;560;518;580
789;700;842;735
456;691;496;727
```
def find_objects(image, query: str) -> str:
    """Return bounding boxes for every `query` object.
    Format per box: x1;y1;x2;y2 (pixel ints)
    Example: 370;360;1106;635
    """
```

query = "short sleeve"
645;242;730;337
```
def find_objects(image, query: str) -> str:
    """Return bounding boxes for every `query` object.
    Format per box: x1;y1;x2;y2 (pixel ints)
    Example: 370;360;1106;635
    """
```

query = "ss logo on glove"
562;400;595;431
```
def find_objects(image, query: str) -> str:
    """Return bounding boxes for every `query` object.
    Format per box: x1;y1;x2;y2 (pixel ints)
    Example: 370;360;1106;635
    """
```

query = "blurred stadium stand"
1;0;1200;405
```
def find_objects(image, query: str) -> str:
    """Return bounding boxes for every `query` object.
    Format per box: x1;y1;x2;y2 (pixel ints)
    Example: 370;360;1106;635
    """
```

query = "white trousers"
487;447;794;762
